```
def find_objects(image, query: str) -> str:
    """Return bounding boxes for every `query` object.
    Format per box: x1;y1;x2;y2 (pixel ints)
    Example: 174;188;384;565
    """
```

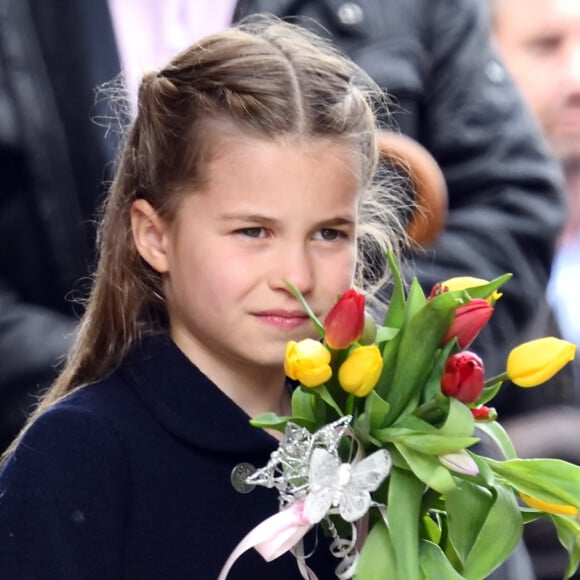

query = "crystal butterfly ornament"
247;416;392;524
219;417;393;580
305;447;392;523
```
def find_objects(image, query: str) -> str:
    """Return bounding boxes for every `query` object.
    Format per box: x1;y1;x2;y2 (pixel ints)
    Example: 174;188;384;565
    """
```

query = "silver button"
337;2;364;26
230;462;256;494
486;60;505;83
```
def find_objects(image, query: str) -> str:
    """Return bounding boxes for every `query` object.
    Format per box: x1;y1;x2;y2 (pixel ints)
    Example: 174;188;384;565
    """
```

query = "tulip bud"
439;450;479;476
441;351;485;404
470;405;497;421
441;299;493;349
285;339;332;388
338;345;383;397
507;337;576;387
358;314;378;345
324;289;365;350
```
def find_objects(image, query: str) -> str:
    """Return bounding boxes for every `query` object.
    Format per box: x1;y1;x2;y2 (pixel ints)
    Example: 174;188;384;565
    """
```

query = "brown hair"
4;16;407;458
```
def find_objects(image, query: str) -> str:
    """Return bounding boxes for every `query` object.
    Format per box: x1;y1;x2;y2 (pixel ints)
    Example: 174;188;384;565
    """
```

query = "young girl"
0;17;405;579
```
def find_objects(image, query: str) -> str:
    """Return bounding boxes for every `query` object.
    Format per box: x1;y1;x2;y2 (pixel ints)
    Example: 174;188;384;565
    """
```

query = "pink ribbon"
218;499;315;580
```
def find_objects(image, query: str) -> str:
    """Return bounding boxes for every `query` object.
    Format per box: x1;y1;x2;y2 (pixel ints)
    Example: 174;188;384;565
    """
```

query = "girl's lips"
254;311;312;330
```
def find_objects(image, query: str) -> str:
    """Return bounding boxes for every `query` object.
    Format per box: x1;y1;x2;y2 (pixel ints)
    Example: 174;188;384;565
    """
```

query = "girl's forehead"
211;136;359;189
207;133;362;179
174;135;362;223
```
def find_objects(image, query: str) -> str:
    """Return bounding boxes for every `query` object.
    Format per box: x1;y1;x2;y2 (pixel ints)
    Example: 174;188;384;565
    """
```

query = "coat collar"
120;334;279;454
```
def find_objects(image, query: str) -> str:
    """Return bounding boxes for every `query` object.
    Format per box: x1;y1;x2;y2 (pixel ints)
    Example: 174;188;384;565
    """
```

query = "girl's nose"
273;245;315;295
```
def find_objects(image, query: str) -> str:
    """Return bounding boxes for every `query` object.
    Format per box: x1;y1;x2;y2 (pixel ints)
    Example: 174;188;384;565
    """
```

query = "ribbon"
218;499;314;579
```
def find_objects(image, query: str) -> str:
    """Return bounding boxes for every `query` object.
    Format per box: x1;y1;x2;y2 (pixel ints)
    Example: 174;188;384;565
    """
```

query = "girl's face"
133;134;361;387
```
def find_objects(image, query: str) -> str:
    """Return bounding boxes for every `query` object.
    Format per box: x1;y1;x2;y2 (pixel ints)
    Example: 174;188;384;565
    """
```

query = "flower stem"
346;394;355;417
484;372;508;389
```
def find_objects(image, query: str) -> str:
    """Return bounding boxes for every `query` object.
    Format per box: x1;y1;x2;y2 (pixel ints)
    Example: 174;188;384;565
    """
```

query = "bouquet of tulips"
223;252;579;580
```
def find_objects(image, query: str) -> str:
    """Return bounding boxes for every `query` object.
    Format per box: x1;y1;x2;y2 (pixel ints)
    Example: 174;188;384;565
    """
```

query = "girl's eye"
528;35;562;56
237;227;267;239
315;228;347;241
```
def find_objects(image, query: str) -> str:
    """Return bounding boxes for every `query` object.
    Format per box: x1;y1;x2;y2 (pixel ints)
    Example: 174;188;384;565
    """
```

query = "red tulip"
441;299;493;349
324;289;365;350
441;352;485;404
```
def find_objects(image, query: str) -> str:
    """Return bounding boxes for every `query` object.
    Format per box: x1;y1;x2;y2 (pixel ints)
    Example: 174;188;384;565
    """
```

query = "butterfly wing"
339;450;392;522
338;486;372;522
304;448;340;523
349;449;392;492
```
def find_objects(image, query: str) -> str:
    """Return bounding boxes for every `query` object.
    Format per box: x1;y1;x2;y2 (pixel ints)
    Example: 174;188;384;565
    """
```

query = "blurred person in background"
491;0;580;578
492;0;580;353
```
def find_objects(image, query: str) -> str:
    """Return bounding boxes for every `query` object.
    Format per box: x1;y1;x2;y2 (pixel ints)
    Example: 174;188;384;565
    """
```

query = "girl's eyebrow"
219;213;356;227
219;213;278;225
319;217;356;226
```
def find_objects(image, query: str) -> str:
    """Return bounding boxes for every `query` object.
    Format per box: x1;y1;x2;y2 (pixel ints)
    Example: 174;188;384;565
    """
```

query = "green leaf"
310;384;344;417
551;515;580;578
401;434;479;455
520;508;543;524
421;341;458;403
249;412;313;432
439;398;476;438
374;325;399;343
445;480;495;563
393;412;440;432
404;278;427;322
476;379;503;406
462;484;523;580
375;330;403;402
474;422;517;460
437;512;463;572
485;458;580;507
372;423;435;445
249;412;288;431
382;292;461;423
422;515;443;544
394;442;457;494
420;540;466;580
383;250;406;328
365;389;391;431
291;387;315;424
387;467;424;580
355;518;396;579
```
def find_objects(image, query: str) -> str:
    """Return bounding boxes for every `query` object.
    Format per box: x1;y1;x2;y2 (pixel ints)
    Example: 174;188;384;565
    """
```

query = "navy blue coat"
0;334;337;579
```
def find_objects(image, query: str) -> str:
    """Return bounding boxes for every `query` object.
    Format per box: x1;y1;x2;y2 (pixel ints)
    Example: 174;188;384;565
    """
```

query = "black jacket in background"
0;0;120;449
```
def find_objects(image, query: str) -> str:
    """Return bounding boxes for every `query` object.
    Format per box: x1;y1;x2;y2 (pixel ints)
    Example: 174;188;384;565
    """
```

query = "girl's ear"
131;199;170;273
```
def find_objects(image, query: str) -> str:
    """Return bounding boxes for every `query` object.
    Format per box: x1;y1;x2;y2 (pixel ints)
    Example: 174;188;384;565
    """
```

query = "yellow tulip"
441;276;502;304
338;345;383;397
284;339;332;388
507;337;576;387
520;493;578;516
